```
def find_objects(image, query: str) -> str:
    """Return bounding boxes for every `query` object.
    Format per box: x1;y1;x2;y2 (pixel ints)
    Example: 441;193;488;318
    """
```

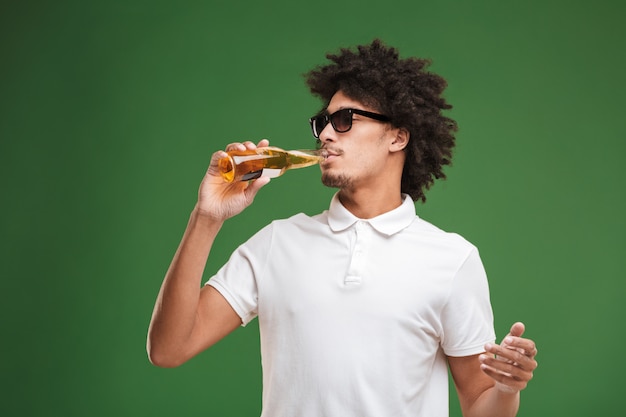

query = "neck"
338;187;403;219
334;146;406;219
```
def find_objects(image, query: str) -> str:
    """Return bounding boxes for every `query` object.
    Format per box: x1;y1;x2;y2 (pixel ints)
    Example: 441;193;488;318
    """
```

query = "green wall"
2;1;624;416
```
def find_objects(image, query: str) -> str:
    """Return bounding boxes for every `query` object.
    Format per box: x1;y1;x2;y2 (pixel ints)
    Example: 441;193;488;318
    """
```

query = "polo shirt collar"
327;192;416;236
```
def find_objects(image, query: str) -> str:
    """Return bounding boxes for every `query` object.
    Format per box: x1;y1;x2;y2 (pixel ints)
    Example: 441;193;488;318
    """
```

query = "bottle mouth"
291;149;328;160
315;149;329;159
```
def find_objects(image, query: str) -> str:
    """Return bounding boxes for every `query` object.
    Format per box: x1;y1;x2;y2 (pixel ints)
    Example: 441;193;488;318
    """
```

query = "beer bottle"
218;146;324;182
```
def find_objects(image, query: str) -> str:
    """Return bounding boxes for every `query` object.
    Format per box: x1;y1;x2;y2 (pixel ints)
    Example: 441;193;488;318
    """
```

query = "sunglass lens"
313;115;328;138
332;109;352;132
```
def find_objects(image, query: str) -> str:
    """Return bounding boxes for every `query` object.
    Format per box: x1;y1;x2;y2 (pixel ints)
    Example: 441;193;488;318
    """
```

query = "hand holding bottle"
196;140;272;222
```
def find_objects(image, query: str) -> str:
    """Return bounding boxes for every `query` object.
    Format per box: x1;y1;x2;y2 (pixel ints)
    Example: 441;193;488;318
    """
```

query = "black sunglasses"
308;108;390;138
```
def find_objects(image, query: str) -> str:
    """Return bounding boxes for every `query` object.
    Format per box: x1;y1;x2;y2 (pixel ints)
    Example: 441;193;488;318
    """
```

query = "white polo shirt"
207;193;495;417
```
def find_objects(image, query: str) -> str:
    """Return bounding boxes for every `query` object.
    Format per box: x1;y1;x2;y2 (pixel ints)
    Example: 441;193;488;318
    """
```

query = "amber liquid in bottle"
218;146;324;182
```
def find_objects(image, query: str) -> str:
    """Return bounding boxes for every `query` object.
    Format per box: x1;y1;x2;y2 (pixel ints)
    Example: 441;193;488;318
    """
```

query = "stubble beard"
321;171;353;190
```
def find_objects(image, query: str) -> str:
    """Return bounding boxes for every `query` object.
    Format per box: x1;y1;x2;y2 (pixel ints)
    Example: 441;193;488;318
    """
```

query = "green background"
1;1;624;416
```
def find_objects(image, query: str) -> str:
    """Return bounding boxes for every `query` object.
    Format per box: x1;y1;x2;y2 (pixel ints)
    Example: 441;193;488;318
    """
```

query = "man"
147;39;538;416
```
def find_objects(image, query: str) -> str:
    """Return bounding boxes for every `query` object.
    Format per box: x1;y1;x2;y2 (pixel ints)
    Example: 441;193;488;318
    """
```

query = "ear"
389;127;410;152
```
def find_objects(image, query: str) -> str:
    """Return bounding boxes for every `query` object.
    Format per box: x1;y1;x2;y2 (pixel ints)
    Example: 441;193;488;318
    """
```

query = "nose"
318;121;336;146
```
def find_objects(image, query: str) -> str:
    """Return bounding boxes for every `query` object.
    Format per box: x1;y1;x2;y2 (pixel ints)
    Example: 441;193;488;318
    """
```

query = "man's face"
318;91;394;191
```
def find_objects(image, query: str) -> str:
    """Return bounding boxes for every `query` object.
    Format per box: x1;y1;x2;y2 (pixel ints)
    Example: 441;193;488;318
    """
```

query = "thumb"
244;176;271;200
507;322;526;338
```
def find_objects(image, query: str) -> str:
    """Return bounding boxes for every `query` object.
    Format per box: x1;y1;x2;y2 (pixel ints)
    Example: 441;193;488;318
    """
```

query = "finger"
485;343;524;365
210;149;228;163
207;150;229;176
480;351;536;375
502;336;537;358
481;368;534;395
225;142;247;152
225;140;269;152
485;343;537;372
479;353;535;384
479;361;530;393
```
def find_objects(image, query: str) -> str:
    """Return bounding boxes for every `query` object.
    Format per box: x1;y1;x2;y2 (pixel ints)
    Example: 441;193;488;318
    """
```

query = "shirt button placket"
345;221;366;286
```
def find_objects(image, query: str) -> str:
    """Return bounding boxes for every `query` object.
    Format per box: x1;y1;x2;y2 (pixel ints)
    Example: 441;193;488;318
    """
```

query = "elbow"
146;339;187;368
147;348;186;368
147;350;180;368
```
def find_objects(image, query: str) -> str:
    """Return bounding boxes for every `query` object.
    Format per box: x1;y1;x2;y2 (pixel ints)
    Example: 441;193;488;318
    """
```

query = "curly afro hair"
305;39;457;202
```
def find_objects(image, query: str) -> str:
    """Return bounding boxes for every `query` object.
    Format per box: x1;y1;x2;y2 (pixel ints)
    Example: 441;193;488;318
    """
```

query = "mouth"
320;147;341;162
321;153;338;166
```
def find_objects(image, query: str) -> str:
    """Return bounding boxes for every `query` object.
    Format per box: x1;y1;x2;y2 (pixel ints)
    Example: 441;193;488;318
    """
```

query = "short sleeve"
440;248;496;356
205;223;274;326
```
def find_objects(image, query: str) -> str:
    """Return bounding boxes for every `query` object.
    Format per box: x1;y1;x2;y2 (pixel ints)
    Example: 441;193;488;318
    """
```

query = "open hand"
479;322;538;393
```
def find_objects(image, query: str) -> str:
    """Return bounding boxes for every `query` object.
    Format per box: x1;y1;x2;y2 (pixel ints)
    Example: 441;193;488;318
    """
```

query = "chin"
321;172;352;189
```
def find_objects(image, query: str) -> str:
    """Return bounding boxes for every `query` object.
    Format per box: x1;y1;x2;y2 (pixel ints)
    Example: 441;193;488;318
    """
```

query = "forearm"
466;385;520;417
147;207;223;366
